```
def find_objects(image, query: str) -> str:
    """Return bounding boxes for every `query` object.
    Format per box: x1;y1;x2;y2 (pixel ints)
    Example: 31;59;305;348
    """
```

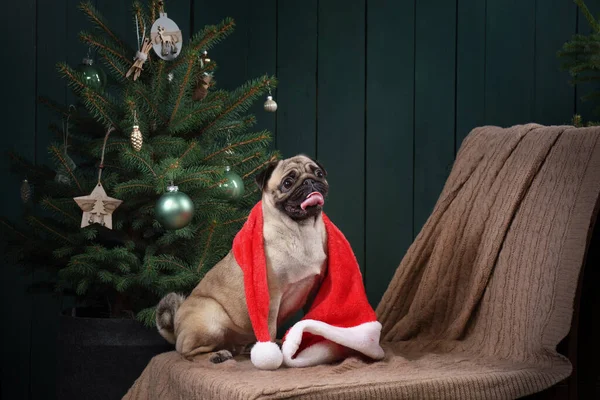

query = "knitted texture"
124;124;600;399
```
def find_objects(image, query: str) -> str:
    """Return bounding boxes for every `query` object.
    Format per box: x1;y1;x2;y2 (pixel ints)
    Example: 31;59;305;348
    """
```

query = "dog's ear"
312;158;327;177
255;160;279;191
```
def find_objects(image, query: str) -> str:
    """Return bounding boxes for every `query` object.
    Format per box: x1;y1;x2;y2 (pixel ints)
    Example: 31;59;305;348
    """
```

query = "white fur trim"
282;320;385;367
135;51;148;61
283;340;344;367
250;341;283;370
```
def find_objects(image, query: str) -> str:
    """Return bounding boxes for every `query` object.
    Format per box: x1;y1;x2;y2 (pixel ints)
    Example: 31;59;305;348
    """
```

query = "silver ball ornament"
264;95;278;112
155;184;194;230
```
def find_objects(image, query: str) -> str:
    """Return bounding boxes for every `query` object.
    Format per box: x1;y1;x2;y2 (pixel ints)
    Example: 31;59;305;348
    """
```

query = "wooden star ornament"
74;183;122;229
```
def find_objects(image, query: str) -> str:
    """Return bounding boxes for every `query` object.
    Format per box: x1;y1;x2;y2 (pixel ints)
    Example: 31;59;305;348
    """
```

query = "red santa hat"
232;201;385;370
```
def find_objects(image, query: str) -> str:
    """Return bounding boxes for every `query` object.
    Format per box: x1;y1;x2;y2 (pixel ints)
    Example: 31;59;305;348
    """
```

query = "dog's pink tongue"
301;192;324;210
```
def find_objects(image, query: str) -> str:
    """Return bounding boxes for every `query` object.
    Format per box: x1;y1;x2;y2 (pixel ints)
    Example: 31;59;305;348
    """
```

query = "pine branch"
131;85;167;124
57;63;120;128
0;218;28;240
203;133;271;162
575;0;600;33
158;141;199;179
49;144;83;192
243;154;279;179
79;32;131;67
78;1;131;55
27;216;74;243
40;198;80;224
169;56;197;123
196;222;216;272
198;77;275;135
166;19;236;73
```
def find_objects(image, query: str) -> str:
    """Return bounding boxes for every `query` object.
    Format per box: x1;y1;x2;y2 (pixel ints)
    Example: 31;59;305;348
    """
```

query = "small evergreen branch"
223;216;248;226
78;1;130;54
231;152;261;168
161;141;198;178
166;19;236;72
58;63;120;128
28;216;73;243
132;86;167;124
169;56;197;123
169;102;222;134
82;90;119;128
196;222;216;272
40;198;80;224
243;154;278;179
575;0;600;33
123;150;158;177
213;115;256;134
79;32;131;66
199;77;274;135
49;144;83;192
37;96;71;118
203;134;270;162
114;181;154;196
0;219;28;240
9;153;54;180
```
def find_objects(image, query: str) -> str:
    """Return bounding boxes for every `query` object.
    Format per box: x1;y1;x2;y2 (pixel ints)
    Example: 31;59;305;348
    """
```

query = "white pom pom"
250;341;283;370
136;51;148;62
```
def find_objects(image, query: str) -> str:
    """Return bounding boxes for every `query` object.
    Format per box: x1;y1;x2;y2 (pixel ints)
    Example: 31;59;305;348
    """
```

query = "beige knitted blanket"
123;124;600;399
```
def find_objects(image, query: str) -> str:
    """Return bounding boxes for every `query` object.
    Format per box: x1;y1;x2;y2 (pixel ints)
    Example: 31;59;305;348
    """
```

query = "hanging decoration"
130;110;143;152
150;2;182;61
219;166;245;200
263;82;277;112
155;182;194;230
76;48;106;89
55;105;77;185
20;179;32;203
74;127;122;229
126;15;152;81
193;50;212;101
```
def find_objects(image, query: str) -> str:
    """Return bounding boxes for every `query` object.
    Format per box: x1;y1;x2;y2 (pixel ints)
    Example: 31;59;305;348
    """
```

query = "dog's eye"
315;169;324;178
282;178;294;189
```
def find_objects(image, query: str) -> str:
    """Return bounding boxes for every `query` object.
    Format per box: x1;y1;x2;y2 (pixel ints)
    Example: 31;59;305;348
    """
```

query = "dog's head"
256;155;329;220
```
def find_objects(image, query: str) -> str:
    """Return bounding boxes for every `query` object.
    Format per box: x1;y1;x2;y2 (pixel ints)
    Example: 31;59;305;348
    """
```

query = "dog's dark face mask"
255;155;329;221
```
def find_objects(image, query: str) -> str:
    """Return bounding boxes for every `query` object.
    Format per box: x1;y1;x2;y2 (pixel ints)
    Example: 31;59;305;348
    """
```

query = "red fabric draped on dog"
232;201;385;370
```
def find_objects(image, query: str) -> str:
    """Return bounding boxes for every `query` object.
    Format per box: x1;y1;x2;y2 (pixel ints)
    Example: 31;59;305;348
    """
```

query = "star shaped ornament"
74;183;122;229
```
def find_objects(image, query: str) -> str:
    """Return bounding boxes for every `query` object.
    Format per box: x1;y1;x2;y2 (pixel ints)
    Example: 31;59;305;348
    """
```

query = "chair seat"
124;344;571;400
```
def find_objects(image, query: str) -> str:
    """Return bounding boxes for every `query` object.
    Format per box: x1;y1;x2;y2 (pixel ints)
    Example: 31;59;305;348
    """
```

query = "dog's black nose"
303;179;315;186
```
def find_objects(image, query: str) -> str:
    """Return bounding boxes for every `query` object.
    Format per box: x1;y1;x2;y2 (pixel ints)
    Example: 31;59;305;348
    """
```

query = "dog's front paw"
209;350;233;364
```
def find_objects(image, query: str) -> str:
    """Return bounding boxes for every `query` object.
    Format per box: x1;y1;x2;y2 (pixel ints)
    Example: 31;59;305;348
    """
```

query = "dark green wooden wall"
0;0;594;398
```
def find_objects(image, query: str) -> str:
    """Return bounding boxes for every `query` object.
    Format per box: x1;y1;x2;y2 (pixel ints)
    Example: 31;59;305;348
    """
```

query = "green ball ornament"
77;58;106;89
219;166;245;200
155;184;194;230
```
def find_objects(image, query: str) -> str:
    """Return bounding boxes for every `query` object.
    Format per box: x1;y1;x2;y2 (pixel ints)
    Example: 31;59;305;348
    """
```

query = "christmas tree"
1;0;278;325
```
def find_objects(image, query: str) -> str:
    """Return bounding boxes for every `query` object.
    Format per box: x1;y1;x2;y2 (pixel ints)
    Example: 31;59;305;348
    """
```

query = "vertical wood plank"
0;0;36;399
30;0;68;398
484;0;536;126
456;0;486;149
276;0;318;158
246;0;277;140
317;0;366;271
413;0;457;235
365;0;415;306
194;0;250;91
534;0;577;125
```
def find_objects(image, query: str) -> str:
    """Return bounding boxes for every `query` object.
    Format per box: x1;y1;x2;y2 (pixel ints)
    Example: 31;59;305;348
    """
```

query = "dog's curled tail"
156;293;186;344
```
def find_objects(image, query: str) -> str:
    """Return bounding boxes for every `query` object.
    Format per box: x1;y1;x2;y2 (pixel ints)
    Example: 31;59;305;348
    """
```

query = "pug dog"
156;155;329;363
